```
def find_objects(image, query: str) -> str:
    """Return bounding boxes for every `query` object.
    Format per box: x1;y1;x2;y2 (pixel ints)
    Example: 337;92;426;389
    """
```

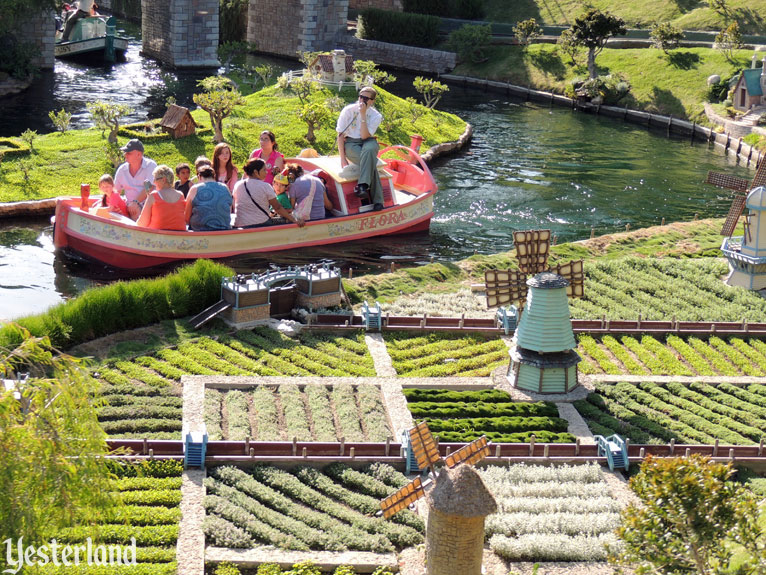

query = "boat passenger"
136;165;186;231
98;174;128;217
113;139;157;221
213;142;238;194
185;166;232;231
285;164;333;221
336;86;384;211
272;173;292;212
249;130;284;185
174;163;192;197
233;159;303;229
61;0;95;41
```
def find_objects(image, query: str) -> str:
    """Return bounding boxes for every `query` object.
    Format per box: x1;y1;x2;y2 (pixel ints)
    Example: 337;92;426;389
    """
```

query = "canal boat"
55;16;128;63
52;146;437;270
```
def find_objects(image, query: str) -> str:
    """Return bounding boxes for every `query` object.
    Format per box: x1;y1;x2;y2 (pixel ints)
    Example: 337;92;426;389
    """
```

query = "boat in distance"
53;146;437;270
55;15;128;63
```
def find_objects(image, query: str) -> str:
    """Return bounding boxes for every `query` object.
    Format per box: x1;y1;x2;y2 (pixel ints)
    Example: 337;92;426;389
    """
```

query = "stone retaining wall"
341;36;456;74
18;11;55;71
349;0;402;10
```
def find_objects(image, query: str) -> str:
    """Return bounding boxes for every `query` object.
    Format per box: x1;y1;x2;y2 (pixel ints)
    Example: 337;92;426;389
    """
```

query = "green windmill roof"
513;272;576;353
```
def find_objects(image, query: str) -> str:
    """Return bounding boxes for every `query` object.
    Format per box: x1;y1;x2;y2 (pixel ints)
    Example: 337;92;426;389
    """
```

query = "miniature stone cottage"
308;49;354;83
425;464;497;575
732;54;766;112
160;104;197;138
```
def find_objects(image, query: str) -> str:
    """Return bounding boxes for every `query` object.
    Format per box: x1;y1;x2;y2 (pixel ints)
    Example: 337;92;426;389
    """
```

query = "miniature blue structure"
496;305;518;335
721;185;766;290
362;300;383;331
594;434;629;471
401;429;427;475
184;425;208;469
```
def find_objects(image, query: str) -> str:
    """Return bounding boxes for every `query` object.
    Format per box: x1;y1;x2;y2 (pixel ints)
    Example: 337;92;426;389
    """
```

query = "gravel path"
178;469;206;575
206;547;398;573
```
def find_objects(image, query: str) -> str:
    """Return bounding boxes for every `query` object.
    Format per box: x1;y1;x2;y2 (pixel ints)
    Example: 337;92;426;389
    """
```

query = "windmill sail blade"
751;158;766;189
380;476;425;519
549;260;585;299
513;229;551;275
485;270;528;308
706;171;750;193
409;422;441;471
720;193;747;237
445;436;490;469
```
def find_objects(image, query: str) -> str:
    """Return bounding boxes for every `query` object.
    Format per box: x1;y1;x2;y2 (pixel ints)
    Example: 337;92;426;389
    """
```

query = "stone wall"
101;0;143;22
349;0;401;12
247;0;349;57
341;36;456;74
19;10;55;70
142;0;219;68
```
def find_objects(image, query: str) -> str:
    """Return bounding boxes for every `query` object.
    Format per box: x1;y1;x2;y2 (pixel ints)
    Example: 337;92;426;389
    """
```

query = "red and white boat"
53;146;437;269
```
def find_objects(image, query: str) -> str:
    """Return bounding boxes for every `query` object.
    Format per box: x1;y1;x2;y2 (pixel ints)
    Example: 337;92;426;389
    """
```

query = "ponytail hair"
285;163;303;184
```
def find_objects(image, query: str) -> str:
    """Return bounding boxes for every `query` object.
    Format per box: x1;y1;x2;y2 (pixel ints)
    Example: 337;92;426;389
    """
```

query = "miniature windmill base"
507;346;581;394
426;507;486;575
720;244;766;290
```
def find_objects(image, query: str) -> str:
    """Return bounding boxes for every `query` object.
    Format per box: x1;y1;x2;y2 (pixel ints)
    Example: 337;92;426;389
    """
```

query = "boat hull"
54;195;434;269
55;36;128;61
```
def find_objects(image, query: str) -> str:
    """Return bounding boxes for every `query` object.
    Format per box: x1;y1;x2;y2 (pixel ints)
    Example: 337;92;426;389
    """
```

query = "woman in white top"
232;158;303;228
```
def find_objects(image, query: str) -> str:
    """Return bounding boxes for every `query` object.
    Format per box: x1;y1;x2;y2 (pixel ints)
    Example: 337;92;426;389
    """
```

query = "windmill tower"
484;230;585;393
707;161;766;289
380;423;496;575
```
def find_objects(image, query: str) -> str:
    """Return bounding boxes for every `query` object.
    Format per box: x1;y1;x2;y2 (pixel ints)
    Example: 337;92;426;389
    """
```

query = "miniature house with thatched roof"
308;49;354;83
425;465;497;575
160;104;197;139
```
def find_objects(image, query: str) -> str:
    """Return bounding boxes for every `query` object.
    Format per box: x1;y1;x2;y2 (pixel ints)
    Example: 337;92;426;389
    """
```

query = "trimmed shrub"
357;9;439;48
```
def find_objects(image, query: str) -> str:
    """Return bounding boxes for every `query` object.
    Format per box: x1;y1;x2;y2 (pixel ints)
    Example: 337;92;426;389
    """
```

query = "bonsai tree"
716;22;743;63
612;454;766;574
650;22;685;54
353;59;396;87
86;100;133;144
297;100;332;144
413;76;449;109
513;18;542;48
570;9;627;79
557;28;583;66
193;76;244;143
0;324;115;563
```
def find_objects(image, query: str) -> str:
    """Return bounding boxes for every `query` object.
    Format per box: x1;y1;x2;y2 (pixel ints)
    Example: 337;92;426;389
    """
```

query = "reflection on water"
0;25;754;320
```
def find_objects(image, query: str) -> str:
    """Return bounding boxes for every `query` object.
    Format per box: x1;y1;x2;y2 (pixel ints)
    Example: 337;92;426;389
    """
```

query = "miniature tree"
650;22;685;54
193;76;244;143
570;9;627;79
297;100;331;144
0;324;115;561
353;60;396;87
557;28;583;66
20;129;37;154
513;18;542;47
446;24;492;64
413;76;449;109
716;22;742;63
87;100;133;144
49;108;73;133
709;0;728;16
612;454;766;574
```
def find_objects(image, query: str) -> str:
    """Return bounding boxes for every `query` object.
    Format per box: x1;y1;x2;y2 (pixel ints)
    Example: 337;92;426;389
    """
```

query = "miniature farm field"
94;329;375;439
575;380;766;444
480;462;623;562
203;463;424;552
384;331;507;377
205;382;391;442
43;460;183;575
403;388;575;443
577;334;766;377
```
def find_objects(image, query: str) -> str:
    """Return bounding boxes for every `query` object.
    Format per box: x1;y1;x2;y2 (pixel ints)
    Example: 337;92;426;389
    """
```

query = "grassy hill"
483;0;766;33
453;44;751;122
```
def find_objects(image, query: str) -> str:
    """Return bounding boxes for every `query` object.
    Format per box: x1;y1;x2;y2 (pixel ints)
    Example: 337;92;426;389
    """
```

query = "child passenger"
99;174;129;217
272;173;292;212
174;163;192;197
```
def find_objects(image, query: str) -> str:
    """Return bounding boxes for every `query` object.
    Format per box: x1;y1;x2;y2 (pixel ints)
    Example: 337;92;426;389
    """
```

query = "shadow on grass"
650;86;686;116
673;0;703;13
667;50;701;70
528;49;568;80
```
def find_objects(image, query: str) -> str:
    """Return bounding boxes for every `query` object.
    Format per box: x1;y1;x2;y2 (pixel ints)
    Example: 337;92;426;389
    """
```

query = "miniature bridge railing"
306;313;766;336
106;439;766;465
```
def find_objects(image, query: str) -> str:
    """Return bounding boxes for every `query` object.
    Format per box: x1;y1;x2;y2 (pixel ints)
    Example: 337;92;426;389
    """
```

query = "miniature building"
733;55;766;111
721;185;766;289
218;264;343;328
308;49;354;83
160;104;197;139
508;272;581;393
425;465;497;575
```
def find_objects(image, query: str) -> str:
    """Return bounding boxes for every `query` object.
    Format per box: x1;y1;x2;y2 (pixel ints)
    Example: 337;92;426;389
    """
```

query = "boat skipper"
336;86;384;211
113;139;158;220
62;0;95;41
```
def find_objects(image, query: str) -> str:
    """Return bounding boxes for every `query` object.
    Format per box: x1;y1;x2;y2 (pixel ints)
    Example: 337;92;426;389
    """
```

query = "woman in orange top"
136;165;186;230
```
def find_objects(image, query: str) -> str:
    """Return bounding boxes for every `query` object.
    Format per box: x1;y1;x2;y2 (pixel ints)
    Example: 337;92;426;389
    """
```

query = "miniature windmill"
380;422;496;575
707;161;766;289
